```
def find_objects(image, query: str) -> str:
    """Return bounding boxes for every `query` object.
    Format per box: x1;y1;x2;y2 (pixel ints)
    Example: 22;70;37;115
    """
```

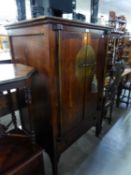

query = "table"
0;64;45;175
0;63;35;142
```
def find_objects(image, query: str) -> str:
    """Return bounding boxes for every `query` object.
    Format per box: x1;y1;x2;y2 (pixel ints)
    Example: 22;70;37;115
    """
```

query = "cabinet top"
5;16;112;31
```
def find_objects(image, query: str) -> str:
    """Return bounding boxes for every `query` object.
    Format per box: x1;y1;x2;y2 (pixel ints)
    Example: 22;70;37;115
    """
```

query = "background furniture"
0;136;45;175
120;80;131;107
6;16;111;175
117;68;131;107
0;63;35;139
121;36;131;66
106;31;126;74
108;11;127;32
102;62;124;123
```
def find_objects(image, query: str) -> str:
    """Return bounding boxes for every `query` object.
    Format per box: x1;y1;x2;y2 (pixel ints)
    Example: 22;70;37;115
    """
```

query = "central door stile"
54;24;63;141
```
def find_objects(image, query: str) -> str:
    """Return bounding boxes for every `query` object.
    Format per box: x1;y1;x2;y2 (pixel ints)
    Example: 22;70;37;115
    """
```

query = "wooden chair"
102;62;124;123
0;135;45;175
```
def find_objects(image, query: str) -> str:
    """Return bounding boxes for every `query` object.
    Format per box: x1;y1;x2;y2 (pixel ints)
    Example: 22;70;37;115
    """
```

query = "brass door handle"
79;63;96;68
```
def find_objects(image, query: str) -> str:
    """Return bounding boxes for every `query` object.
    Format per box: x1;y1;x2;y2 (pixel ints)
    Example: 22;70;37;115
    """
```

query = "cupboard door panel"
59;31;88;135
11;33;51;74
84;30;106;120
84;31;99;119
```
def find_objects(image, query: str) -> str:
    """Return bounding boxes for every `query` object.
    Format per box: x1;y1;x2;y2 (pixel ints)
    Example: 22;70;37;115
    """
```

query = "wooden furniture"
0;136;45;175
121;37;131;66
6;16;111;175
0;63;35;140
106;31;125;74
120;80;131;107
117;68;131;107
0;63;45;175
108;12;127;33
102;62;124;123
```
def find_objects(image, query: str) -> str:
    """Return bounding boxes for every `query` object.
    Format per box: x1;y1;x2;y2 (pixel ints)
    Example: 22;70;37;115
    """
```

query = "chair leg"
123;89;126;97
127;89;131;108
108;104;113;124
7;90;18;130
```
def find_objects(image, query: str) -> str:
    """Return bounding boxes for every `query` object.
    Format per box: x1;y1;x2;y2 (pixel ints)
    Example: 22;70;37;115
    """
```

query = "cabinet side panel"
8;25;59;147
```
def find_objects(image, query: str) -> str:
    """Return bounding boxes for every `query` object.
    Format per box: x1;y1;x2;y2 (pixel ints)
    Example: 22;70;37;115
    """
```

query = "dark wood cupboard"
6;17;111;175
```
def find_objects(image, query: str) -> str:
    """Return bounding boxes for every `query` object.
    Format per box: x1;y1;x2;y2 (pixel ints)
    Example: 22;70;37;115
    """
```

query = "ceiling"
0;0;131;32
76;0;131;19
76;0;131;31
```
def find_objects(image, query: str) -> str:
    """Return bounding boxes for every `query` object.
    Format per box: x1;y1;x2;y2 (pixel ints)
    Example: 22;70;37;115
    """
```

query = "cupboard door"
58;30;91;135
84;30;106;120
84;30;99;120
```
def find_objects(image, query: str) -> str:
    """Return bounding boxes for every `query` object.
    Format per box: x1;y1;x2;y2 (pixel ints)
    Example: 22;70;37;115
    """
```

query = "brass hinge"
53;24;64;31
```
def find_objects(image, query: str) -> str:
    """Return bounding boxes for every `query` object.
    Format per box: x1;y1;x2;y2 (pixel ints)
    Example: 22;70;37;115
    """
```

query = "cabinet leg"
48;149;60;175
52;159;58;175
95;125;101;137
50;154;60;175
108;105;113;124
95;118;102;137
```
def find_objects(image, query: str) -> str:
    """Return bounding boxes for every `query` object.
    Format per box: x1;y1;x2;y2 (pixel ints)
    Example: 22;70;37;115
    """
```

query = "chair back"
104;61;124;105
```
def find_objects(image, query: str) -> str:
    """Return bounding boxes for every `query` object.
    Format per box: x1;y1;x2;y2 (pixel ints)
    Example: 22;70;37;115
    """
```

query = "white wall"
76;0;131;32
0;0;17;23
0;0;130;32
0;0;32;24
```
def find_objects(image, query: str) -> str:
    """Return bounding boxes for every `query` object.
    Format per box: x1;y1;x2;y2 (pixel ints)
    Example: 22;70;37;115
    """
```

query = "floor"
0;103;131;175
44;104;131;175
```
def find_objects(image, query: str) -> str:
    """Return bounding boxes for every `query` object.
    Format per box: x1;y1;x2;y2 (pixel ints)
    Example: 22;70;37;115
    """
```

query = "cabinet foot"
95;124;102;137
